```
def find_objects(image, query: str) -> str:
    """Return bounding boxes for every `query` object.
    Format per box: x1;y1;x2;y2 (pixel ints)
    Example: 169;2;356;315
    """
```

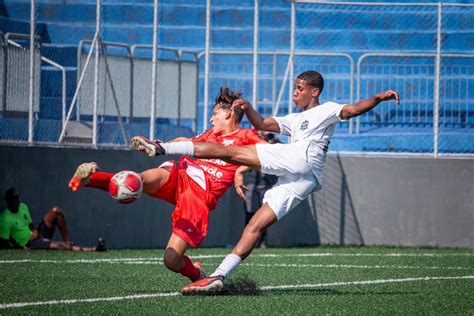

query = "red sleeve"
191;129;212;143
244;129;265;145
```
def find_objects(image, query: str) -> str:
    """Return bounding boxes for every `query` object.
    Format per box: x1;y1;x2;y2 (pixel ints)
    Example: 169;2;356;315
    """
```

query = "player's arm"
340;90;399;120
28;223;39;241
232;99;280;133
234;165;251;200
168;137;192;142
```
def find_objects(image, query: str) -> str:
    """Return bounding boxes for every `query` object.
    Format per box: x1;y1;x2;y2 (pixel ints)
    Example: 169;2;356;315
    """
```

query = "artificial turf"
0;246;473;314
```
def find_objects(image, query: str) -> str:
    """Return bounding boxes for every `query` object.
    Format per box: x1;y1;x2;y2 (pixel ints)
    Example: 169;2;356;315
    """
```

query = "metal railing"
58;42;199;145
77;40;133;119
130;45;198;129
197;50;354;130
4;33;41;116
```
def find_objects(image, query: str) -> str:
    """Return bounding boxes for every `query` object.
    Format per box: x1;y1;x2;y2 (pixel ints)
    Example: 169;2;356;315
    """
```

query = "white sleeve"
273;113;297;136
323;102;346;125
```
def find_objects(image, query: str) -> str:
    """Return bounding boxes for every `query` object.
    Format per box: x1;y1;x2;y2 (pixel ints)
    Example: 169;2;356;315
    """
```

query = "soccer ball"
109;170;143;204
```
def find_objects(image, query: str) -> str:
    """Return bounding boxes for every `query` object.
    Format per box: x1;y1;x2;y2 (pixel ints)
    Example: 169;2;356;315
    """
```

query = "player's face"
293;79;319;110
210;105;231;132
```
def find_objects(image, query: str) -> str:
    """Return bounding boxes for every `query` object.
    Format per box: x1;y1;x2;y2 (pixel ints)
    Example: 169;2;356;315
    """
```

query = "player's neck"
303;99;320;111
215;123;239;135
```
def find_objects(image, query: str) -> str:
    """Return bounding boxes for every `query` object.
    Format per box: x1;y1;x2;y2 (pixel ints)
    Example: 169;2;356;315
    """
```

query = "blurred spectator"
0;188;106;251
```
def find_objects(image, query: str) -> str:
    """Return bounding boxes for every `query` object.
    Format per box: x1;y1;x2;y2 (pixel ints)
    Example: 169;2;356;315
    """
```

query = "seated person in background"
0;188;106;251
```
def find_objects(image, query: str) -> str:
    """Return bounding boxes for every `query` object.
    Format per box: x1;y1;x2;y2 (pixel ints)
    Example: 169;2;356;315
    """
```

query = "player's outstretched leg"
131;136;166;157
68;162;99;191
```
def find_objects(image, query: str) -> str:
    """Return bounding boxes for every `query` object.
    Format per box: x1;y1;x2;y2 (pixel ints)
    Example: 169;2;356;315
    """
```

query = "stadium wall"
0;145;472;249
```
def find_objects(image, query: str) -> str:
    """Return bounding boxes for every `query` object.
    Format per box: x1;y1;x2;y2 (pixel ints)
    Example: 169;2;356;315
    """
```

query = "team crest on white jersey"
222;139;235;146
300;120;309;131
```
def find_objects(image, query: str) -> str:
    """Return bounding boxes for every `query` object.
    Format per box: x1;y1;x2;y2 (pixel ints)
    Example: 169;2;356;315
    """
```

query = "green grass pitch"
0;246;473;314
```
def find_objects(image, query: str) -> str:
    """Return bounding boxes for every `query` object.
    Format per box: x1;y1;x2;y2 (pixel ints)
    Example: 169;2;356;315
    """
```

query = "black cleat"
95;238;107;252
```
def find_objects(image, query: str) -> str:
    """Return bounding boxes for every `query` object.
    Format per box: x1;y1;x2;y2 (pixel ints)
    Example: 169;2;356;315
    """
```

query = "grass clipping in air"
218;274;262;296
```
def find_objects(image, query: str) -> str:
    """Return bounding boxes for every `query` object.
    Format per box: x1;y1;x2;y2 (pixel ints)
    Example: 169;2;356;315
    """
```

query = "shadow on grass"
216;274;262;296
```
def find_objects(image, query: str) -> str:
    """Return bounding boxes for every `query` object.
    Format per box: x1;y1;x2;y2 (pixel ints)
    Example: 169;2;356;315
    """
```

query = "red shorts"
151;156;218;247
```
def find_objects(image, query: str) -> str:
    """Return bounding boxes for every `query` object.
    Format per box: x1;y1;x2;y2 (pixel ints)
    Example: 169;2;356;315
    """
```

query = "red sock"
85;172;114;192
178;256;200;281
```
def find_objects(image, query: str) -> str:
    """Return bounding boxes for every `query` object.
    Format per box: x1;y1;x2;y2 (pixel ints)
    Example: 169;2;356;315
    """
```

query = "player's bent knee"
244;220;264;235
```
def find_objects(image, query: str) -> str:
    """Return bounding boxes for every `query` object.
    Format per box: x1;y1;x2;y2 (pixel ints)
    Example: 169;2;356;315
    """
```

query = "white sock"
210;253;242;279
161;141;195;156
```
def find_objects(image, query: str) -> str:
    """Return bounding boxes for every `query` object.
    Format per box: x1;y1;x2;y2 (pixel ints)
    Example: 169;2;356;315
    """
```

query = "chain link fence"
0;0;472;155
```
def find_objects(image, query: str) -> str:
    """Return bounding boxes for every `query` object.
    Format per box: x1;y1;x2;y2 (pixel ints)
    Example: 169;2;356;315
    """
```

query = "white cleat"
130;136;166;157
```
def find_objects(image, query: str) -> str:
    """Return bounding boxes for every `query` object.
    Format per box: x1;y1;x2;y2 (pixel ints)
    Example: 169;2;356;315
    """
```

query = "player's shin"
85;172;114;191
160;141;195;156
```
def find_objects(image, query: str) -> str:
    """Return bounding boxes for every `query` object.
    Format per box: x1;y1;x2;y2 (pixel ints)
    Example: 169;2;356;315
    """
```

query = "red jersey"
191;128;263;199
150;128;263;247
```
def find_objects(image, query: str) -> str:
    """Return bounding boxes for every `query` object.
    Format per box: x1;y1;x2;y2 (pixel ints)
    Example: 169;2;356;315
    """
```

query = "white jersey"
274;101;345;184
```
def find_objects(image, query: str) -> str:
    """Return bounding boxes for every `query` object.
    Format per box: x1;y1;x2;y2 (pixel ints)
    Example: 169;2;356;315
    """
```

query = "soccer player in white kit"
131;70;400;294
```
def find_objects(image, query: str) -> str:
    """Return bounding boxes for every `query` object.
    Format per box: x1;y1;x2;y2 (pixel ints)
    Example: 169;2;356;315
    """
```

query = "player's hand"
234;172;248;200
232;98;251;111
30;229;39;241
377;90;400;105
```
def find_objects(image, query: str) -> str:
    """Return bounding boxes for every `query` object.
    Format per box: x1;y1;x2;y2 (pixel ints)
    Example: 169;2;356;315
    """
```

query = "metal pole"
288;1;295;114
203;0;211;130
61;64;66;128
433;3;442;158
92;0;101;147
58;35;98;143
356;57;361;134
252;0;259;111
101;43;128;145
349;56;354;134
272;53;277;113
28;0;35;144
273;58;291;117
150;0;159;140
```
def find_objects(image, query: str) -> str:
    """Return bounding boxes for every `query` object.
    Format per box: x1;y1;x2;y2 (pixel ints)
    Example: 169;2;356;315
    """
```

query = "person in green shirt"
0;188;105;251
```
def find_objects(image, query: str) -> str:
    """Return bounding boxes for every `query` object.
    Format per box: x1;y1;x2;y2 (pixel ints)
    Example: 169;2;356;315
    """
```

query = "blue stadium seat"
0;0;472;152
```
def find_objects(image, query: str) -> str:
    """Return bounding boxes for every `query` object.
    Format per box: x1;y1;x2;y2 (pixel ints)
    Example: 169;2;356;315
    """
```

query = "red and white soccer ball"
109;170;143;204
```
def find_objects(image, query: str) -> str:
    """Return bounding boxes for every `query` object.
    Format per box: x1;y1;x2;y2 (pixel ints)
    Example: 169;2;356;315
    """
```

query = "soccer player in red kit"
68;87;265;287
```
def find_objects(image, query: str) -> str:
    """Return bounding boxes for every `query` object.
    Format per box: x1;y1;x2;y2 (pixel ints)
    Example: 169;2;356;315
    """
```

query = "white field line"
0;292;179;309
1;252;473;264
1;259;470;271
259;275;474;290
246;263;472;270
1;275;473;310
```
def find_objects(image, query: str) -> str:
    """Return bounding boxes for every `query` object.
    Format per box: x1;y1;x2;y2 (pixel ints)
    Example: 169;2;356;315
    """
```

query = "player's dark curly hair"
215;87;244;122
297;70;324;93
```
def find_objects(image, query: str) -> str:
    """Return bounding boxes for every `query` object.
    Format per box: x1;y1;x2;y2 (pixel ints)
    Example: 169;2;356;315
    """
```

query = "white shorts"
256;142;321;220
